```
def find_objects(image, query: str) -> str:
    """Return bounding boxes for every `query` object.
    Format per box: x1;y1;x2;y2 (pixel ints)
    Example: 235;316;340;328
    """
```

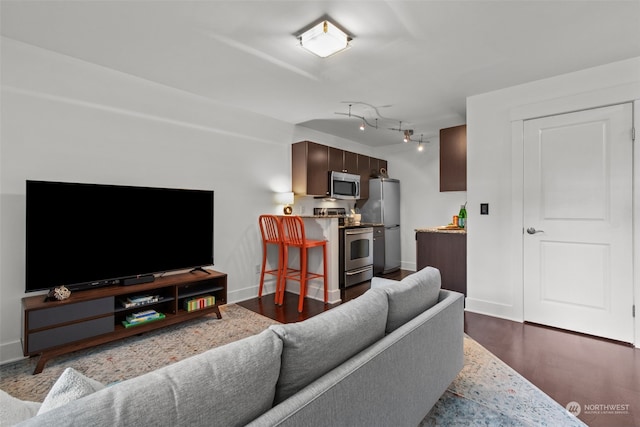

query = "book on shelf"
184;295;215;312
122;312;165;328
126;309;161;323
119;295;161;308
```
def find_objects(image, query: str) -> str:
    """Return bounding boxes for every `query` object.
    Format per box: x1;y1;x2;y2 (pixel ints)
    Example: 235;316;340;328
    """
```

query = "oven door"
344;227;373;271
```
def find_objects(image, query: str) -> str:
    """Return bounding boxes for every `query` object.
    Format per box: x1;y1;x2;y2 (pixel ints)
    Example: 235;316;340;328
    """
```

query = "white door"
523;103;634;343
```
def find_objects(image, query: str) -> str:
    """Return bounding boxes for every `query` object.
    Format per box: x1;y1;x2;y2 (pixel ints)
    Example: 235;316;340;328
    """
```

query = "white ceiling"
2;1;640;148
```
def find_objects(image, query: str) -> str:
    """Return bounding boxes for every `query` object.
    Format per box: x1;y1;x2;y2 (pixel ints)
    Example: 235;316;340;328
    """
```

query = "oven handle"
345;227;373;235
345;265;373;276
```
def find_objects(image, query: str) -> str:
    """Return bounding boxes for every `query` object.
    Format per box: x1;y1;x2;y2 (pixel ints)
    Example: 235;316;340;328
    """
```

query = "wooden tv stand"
21;270;227;374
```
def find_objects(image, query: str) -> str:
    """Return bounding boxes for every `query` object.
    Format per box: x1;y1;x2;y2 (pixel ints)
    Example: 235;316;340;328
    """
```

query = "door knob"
526;227;544;234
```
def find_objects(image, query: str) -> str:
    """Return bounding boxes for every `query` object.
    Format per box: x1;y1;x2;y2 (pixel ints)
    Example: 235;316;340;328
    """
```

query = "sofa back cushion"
19;329;283;427
376;266;442;333
269;288;388;404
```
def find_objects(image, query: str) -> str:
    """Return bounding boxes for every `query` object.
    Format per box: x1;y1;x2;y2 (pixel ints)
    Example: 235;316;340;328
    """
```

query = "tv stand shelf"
22;270;227;374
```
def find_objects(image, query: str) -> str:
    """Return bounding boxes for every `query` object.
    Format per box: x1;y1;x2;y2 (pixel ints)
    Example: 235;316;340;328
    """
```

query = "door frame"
509;88;639;347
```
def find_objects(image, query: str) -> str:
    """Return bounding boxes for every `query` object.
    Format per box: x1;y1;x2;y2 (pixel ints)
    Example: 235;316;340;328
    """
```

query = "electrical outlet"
480;203;489;215
255;264;261;274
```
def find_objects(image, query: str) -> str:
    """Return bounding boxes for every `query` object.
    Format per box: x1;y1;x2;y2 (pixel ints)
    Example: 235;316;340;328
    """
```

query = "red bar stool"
258;214;284;302
279;215;328;312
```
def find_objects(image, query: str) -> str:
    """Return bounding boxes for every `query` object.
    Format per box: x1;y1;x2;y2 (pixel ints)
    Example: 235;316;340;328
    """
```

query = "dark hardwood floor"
237;270;640;427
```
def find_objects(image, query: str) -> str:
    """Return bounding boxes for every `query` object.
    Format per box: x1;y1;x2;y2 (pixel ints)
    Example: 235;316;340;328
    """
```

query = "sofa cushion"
269;288;388;404
18;329;283;427
377;266;442;333
38;368;105;415
0;389;41;426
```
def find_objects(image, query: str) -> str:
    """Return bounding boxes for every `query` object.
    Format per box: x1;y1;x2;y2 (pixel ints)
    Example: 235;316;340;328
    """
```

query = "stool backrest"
259;214;282;244
280;215;306;246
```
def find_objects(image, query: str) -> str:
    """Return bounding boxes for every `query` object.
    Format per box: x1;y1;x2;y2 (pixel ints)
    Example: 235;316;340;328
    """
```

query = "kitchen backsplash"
292;195;356;216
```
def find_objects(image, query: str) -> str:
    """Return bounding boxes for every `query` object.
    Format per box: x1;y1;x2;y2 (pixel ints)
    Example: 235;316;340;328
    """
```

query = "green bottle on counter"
458;204;467;229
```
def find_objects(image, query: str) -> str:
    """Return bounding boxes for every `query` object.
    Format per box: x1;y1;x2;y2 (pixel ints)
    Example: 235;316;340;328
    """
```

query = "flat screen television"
25;180;214;292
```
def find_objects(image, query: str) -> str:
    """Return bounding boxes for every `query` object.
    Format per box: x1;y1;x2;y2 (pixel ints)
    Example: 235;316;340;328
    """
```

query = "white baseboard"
464;297;524;323
0;340;26;366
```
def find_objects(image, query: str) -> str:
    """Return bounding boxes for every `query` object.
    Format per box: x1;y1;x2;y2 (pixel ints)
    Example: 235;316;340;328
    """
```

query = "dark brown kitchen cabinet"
373;226;385;276
369;157;387;177
292;141;330;196
439;124;466;192
416;231;466;296
357;154;370;200
292;141;387;198
329;147;358;174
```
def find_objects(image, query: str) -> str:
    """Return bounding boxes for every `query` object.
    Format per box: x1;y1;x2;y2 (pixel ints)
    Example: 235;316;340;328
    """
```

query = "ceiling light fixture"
336;104;378;131
335;103;431;151
299;19;350;58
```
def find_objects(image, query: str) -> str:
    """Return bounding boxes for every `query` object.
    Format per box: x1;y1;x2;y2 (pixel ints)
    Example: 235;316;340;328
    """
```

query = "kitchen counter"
416;227;466;234
339;222;384;229
299;215;344;219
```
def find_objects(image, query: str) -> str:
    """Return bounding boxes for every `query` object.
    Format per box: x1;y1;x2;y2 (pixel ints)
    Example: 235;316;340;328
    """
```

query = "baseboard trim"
0;340;26;366
464;297;523;323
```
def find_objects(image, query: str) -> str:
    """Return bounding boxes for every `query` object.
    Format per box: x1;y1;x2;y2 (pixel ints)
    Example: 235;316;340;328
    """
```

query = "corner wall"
465;56;640;346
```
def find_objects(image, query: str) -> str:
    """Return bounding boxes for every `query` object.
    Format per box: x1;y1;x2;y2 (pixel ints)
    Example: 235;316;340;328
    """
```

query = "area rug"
422;337;585;427
0;304;584;426
0;304;279;402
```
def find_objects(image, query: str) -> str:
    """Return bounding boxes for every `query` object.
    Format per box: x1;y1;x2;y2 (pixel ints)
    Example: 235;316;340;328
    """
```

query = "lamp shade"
300;20;349;58
275;192;294;205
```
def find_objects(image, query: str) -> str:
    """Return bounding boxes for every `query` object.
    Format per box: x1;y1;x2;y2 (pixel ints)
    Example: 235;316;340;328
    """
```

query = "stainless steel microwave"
330;171;360;200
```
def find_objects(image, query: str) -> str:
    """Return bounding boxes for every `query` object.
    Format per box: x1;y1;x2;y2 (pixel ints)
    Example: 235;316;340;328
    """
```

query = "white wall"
465;56;640;346
0;38;372;363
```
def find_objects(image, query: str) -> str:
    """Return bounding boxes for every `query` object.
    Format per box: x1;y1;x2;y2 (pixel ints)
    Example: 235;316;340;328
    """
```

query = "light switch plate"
480;203;489;215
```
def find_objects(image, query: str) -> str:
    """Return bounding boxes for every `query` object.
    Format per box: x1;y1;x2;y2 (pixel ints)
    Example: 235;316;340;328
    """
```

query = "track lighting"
336;104;378;131
416;134;430;152
335;103;430;151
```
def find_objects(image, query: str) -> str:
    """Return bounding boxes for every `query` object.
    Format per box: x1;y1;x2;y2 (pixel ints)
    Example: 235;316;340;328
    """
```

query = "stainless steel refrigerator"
360;178;400;274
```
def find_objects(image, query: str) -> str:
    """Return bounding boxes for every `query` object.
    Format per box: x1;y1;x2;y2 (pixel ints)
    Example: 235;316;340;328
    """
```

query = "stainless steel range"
340;226;374;287
312;208;374;287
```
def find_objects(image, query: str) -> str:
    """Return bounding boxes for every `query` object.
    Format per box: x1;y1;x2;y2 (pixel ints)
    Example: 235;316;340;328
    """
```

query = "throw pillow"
37;367;105;415
383;266;442;333
0;389;41;426
269;288;388;404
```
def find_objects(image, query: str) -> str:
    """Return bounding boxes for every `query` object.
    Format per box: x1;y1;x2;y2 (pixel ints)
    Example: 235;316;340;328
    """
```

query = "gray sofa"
17;267;464;427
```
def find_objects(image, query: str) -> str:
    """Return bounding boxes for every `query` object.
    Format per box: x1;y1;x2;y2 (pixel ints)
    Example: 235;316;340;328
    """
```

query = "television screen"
25;180;214;292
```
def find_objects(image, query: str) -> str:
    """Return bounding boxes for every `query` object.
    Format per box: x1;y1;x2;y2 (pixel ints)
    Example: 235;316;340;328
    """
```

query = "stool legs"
258;215;284;303
298;247;308;313
258;240;267;298
322;244;328;304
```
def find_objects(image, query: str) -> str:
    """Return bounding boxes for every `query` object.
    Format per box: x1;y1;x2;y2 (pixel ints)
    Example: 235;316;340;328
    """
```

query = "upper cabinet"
292;141;387;199
329;147;358;174
357;154;370;200
292;141;329;196
439;124;467;192
369;157;388;178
